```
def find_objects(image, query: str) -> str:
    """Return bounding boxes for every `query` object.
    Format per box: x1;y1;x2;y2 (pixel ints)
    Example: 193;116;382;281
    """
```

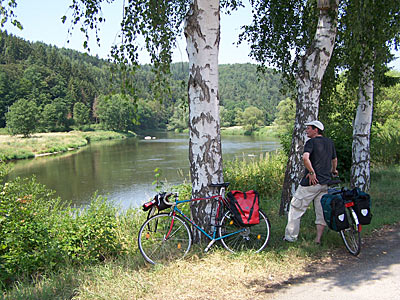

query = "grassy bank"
221;125;280;138
0;130;135;161
1;157;400;299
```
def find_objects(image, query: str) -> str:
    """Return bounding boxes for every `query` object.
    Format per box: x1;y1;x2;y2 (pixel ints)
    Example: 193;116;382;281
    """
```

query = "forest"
0;30;284;134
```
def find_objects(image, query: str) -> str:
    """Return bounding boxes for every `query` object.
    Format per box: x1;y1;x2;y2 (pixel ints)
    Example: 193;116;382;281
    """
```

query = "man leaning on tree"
283;120;338;244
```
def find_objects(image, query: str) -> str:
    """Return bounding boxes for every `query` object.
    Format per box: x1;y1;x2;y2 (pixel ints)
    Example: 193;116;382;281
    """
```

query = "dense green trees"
41;98;69;132
0;31;284;134
95;94;137;132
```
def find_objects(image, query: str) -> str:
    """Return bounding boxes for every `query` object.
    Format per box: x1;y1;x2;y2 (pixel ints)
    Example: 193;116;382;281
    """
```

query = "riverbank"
222;125;280;137
0;130;135;161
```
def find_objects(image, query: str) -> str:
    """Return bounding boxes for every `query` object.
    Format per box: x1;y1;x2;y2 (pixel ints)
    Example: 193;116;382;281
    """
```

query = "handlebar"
163;193;178;206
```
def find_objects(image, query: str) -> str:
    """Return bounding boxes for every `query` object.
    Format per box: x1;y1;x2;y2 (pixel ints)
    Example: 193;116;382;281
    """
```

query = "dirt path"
258;223;400;299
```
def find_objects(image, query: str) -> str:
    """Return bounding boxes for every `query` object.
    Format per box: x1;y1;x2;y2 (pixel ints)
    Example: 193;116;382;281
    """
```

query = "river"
7;132;280;209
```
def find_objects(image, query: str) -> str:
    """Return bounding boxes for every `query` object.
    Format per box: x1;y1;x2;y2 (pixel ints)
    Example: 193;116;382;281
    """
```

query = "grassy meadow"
1;152;399;299
0;130;135;161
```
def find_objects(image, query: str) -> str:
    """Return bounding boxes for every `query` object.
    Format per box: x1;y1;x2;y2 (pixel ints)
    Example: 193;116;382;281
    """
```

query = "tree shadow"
249;224;400;295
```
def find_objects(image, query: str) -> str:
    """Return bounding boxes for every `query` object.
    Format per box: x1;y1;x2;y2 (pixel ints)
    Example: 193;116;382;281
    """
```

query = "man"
284;120;338;244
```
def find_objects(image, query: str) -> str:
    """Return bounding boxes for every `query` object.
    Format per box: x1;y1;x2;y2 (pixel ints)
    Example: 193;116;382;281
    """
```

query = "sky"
2;0;256;65
3;0;400;70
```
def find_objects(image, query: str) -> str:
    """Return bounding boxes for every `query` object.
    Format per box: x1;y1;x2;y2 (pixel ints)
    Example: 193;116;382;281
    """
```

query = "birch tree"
243;0;339;214
337;0;400;191
185;0;224;241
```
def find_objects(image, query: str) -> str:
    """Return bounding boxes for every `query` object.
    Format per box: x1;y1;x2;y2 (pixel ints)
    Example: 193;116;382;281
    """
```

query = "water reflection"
7;132;280;209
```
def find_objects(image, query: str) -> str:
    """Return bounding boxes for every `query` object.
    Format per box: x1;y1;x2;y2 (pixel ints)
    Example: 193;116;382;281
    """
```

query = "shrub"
51;196;122;264
0;167;125;289
0;177;64;286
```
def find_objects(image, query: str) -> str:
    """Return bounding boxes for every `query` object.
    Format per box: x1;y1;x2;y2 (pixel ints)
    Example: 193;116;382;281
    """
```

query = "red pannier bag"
225;190;260;226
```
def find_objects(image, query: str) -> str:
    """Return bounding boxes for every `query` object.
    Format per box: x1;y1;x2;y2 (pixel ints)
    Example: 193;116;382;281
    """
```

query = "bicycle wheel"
340;207;361;256
138;213;192;264
219;209;270;253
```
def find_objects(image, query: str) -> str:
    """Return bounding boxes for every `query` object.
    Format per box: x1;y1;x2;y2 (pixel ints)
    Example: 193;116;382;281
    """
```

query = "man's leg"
314;186;328;244
284;194;312;241
315;224;325;244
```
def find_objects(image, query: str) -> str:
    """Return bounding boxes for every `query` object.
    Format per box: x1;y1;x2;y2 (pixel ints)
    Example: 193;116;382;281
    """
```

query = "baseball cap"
305;120;324;131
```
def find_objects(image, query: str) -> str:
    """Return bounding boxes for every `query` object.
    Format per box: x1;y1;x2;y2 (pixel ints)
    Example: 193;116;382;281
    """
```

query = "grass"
0;130;135;161
221;125;280;138
2;164;400;300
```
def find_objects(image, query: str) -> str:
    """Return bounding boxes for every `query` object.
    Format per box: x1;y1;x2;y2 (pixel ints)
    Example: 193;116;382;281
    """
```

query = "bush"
52;196;122;264
0;177;64;286
0;166;125;289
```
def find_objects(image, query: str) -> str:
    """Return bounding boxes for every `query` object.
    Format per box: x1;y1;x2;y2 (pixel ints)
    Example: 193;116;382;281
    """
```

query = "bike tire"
219;209;270;253
138;213;192;264
340;207;361;256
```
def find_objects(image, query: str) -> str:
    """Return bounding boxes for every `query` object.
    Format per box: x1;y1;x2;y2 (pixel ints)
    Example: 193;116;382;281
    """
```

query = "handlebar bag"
155;192;172;211
321;193;349;231
225;190;260;226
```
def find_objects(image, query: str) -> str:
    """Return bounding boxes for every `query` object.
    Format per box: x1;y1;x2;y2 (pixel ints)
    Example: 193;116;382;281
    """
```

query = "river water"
8;132;280;209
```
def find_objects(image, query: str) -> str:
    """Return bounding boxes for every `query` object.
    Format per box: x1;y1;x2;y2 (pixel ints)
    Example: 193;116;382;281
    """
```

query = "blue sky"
3;0;255;65
3;0;400;70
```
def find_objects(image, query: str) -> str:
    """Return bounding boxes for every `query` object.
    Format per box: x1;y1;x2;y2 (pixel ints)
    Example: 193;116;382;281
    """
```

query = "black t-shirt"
300;136;337;186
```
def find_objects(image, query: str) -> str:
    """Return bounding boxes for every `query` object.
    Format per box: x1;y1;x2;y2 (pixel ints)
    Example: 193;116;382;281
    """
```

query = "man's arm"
331;157;338;176
303;152;318;185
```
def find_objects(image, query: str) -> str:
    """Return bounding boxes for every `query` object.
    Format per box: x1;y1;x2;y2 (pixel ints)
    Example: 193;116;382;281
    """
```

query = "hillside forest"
0;30;285;135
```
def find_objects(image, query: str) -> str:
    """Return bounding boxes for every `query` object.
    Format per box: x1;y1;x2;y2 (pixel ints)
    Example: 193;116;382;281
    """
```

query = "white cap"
305;120;324;131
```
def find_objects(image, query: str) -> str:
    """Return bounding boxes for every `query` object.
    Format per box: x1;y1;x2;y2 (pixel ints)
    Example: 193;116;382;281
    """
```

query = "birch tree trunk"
185;0;223;242
280;0;339;215
350;66;374;191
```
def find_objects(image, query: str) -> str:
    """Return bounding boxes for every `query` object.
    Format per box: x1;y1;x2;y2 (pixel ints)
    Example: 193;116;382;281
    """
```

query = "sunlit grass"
0;131;134;161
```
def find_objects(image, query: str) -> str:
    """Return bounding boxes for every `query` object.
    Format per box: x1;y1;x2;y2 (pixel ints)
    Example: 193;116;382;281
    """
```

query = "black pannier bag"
351;188;372;225
321;193;349;231
225;190;260;226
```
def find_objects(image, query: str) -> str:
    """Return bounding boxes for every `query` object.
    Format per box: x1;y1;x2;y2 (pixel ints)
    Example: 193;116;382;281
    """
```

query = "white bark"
185;0;223;241
351;66;374;191
280;0;339;214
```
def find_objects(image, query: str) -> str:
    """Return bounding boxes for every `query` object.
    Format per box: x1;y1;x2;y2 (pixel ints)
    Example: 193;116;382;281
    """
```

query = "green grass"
2;161;400;300
0;130;135;161
221;125;281;138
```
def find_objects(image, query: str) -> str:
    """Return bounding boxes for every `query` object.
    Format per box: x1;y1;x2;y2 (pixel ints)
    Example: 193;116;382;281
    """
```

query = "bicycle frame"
166;195;247;252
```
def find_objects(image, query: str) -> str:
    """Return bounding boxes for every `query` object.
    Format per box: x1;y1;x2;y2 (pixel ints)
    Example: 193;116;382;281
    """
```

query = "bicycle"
327;180;362;256
138;183;271;264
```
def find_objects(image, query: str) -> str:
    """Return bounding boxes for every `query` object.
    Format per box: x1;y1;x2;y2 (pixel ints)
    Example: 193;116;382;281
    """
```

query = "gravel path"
267;224;400;300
